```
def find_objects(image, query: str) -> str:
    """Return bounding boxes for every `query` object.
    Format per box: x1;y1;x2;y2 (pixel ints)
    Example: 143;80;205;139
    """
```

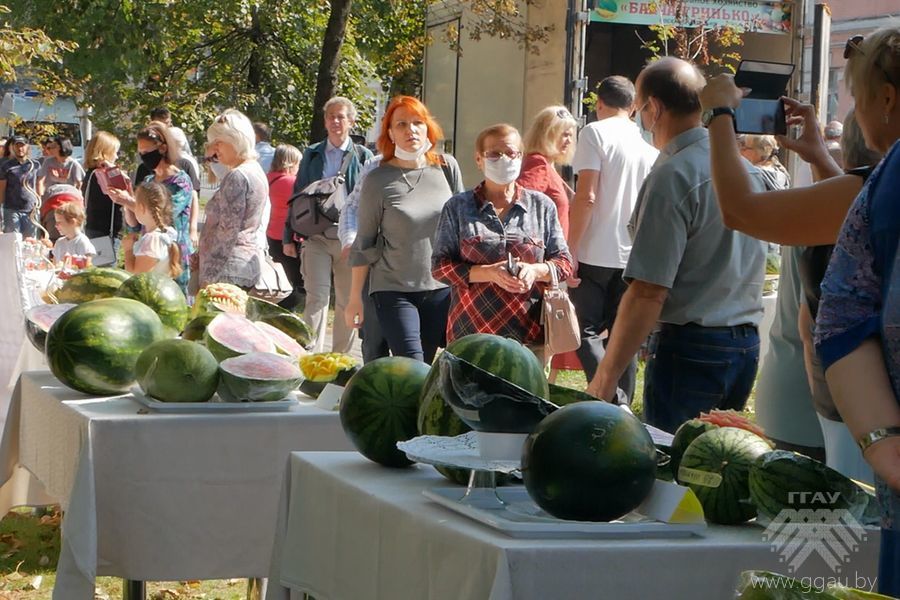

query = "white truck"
1;91;88;162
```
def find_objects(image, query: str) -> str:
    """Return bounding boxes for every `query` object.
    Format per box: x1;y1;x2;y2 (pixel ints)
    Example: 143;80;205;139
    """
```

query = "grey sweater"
350;156;464;293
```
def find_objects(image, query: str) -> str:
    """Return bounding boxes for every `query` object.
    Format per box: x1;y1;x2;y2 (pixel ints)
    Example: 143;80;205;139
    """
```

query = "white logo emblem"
762;505;868;573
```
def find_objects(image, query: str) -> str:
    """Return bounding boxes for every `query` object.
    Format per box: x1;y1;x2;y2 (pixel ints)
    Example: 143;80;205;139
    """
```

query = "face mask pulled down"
394;138;432;162
483;155;522;185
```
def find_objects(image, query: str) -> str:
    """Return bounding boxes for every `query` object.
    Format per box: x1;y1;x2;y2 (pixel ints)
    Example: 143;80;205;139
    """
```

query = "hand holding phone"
506;252;520;277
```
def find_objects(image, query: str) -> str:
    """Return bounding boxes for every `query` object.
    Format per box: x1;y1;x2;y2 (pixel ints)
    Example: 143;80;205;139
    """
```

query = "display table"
0;371;353;599
267;452;880;600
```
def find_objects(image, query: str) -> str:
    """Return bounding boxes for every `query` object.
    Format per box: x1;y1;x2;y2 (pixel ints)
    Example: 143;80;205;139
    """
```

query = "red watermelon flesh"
204;313;276;361
25;303;77;351
253;321;308;359
218;352;302;402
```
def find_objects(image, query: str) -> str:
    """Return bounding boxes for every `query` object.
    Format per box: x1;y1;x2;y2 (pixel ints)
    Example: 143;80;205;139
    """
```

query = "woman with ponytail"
122;181;182;279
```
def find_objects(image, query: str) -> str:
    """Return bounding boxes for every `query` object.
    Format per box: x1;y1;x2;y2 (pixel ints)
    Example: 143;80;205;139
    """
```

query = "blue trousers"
2;208;36;237
371;289;450;364
643;322;760;433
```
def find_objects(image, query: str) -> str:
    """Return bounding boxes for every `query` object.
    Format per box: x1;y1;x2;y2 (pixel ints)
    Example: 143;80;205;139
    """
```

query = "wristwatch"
857;426;900;452
701;106;737;128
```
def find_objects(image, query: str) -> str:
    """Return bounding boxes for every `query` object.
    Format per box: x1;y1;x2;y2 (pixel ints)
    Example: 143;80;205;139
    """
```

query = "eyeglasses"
844;34;899;88
482;150;522;161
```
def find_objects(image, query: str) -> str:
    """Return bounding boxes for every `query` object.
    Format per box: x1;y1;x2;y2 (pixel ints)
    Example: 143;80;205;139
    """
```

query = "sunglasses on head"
556;108;572;120
844;34;899;88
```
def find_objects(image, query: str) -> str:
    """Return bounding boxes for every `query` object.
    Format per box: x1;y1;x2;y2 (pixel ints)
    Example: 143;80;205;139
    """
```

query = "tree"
310;0;355;143
0;4;76;90
442;0;555;55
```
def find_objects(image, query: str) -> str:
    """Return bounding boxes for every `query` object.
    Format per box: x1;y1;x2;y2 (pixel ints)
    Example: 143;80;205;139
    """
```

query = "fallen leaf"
23;575;42;590
39;555;50;567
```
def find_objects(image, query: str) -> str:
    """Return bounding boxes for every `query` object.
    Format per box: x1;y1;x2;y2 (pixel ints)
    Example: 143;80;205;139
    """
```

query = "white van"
1;91;87;162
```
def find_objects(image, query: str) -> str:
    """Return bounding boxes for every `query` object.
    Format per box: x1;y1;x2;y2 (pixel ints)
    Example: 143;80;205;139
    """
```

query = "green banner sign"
590;1;792;35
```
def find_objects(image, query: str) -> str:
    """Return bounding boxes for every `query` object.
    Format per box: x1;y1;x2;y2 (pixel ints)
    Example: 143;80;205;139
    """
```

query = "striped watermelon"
204;312;276;361
669;419;718;478
417;333;548;484
135;339;219;403
45;298;167;395
55;267;130;303
678;427;771;524
218;352;303;402
749;450;872;524
116;272;189;334
340;356;431;468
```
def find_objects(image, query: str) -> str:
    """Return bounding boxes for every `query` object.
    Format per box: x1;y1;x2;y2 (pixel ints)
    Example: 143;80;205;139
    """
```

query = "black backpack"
288;145;360;237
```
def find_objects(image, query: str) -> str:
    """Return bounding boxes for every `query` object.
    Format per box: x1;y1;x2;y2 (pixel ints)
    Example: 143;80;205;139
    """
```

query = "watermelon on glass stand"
340;356;431;468
135;339;219;403
116;272;189;334
218;352;303;402
45;298;167;395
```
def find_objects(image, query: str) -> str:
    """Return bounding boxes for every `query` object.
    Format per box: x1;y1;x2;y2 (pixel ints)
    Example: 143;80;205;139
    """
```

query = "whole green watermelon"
522;401;657;521
116;272;189;334
679;427;772;524
45;298;167;395
135;339;219;402
418;333;548;484
55;267;130;303
341;356;431;468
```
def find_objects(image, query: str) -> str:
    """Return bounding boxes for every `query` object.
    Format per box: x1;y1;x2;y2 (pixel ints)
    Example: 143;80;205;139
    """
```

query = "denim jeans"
2;208;36;237
371;288;450;364
878;480;900;596
643;322;760;433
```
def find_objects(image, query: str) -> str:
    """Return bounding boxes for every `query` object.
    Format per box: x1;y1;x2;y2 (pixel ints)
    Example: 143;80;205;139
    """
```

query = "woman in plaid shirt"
432;124;573;362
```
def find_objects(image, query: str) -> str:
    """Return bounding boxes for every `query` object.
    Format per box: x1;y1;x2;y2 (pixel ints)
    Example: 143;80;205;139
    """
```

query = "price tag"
677;467;723;488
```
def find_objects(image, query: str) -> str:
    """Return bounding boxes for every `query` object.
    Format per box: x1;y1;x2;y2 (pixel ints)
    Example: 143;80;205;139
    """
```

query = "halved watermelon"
254;321;308;359
204;312;276;361
218;352;303;402
25;303;77;352
191;282;248;318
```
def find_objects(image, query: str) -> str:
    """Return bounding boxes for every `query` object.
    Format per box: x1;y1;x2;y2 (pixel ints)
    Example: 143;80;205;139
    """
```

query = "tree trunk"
309;0;353;143
247;4;263;94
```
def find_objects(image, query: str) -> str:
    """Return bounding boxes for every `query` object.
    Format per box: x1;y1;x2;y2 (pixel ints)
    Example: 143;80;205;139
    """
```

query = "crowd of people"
2;24;900;595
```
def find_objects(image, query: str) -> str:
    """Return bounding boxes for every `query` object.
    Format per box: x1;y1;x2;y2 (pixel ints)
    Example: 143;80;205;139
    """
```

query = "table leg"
247;577;266;599
122;579;145;600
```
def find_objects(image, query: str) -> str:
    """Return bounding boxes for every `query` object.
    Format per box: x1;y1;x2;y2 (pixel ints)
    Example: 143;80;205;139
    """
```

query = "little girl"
123;181;182;280
53;201;96;264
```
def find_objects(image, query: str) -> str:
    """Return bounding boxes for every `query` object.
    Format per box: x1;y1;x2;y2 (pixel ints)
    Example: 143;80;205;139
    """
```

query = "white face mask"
210;160;231;180
635;103;656;147
394;138;432;162
482;155;522;185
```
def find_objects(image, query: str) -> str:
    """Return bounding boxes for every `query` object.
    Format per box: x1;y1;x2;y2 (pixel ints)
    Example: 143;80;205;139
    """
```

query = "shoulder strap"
439;155;455;190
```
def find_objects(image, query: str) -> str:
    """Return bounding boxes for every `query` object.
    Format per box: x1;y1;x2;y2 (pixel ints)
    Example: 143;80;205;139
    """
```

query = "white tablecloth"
0;372;353;599
267;452;880;600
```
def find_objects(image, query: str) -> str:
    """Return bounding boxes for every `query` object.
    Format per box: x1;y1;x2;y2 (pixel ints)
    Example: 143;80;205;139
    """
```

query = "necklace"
400;167;426;191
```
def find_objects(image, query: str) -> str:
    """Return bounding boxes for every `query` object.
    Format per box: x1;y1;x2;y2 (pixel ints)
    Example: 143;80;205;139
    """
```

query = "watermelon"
669;419;718;478
218;352;303;402
254;321;308;359
246;296;292;320
55;267;130;303
182;314;215;342
191;282;248;318
204;312;276;361
45;298;167;395
258;312;314;349
339;356;431;468
298;353;359;398
417;333;548;484
749;450;872;524
134;339;219;402
25;303;77;352
522;401;657;521
116;272;189;334
678;427;772;524
547;382;594;407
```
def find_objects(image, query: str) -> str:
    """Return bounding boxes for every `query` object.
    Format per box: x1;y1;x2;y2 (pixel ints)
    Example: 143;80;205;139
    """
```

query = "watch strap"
858;426;900;452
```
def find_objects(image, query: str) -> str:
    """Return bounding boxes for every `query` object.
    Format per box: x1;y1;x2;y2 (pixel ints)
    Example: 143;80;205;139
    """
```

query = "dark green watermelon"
678;427;772;524
548;383;594;407
522;401;657;521
25;303;77;352
340;356;431;468
182;314;215;342
246;296;291;320
45;298;167;395
749;450;872;524
218;352;302;402
55;267;130;303
417;334;548;484
135;339;219;402
258;312;314;350
204;312;276;361
670;419;718;480
116;272;189;334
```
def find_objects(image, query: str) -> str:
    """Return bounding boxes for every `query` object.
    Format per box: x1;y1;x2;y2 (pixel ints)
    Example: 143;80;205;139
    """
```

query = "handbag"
542;263;581;356
250;252;293;302
287;145;358;237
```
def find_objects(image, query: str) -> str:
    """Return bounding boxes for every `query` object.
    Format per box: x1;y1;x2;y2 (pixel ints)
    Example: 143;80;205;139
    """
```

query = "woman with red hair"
345;96;464;363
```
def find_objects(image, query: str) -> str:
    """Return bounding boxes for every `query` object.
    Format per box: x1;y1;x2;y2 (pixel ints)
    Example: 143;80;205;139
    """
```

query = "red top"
267;171;296;240
517;152;570;237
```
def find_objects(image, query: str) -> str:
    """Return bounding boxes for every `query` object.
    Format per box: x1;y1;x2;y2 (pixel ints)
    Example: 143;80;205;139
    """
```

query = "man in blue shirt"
0;136;40;236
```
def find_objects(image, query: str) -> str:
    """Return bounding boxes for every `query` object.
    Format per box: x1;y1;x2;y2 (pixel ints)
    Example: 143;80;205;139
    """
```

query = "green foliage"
0;3;77;92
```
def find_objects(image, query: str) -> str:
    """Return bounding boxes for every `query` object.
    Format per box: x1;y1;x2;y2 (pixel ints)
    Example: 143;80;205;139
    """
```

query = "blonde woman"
82;131;124;240
518;106;577;236
197;109;268;289
108;121;194;291
736;134;790;190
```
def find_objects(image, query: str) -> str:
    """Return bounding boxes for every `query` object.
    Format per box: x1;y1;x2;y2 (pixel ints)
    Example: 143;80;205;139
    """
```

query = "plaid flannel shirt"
432;183;573;345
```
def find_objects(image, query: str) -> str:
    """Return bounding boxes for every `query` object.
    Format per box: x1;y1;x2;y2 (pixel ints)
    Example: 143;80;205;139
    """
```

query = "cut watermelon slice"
204;312;276;361
218;352;303;402
25;303;77;352
254;321;308;359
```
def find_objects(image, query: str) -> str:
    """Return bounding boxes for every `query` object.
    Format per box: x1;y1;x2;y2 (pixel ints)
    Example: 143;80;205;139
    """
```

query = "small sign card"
314;384;344;411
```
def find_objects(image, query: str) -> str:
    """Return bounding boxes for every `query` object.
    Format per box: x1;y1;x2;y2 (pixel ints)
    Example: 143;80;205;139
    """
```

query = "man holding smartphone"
586;57;768;433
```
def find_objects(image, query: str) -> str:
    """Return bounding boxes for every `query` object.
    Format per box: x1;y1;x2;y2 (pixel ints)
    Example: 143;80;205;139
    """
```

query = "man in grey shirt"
586;57;767;433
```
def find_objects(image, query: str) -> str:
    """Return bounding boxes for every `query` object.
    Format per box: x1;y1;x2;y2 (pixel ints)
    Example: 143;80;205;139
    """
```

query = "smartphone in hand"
506;252;520;277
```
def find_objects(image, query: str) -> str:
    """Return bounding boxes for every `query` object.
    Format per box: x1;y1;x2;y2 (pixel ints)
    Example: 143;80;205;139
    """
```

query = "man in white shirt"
568;76;659;402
